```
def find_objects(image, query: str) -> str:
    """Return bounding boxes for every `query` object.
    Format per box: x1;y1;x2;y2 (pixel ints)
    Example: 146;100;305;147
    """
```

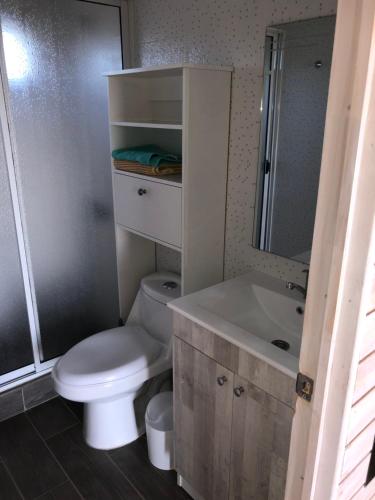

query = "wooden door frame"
285;0;375;498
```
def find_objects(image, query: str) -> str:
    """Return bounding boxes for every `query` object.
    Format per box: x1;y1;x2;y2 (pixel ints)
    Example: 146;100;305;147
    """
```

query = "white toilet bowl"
52;272;180;450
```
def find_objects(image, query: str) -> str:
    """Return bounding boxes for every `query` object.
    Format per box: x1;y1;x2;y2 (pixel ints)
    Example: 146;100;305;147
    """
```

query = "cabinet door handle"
138;188;147;196
217;375;227;386
234;386;244;397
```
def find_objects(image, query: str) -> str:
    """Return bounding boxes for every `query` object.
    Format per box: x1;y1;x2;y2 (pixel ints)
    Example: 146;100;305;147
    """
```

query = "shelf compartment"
108;72;183;124
113;170;182;187
109;126;182;164
104;64;233;78
117;224;182;253
105;64;232;318
111;121;182;130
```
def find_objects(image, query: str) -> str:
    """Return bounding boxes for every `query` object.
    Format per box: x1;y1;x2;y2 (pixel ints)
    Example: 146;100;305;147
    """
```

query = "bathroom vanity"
169;270;303;499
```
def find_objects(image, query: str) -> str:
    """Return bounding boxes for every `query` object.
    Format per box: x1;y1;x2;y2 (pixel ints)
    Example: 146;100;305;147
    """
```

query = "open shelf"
103;64;233;78
105;64;232;319
107;70;183;125
116;223;182;252
110;127;182;162
111;121;182;130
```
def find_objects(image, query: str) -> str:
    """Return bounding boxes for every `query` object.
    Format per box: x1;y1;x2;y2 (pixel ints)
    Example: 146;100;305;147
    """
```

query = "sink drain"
271;339;290;351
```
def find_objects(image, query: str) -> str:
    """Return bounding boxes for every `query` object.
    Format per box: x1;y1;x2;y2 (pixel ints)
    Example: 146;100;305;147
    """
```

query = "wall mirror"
253;16;336;264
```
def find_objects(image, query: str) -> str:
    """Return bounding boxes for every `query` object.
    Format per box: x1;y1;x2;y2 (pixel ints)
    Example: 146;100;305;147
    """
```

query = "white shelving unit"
105;64;232;319
111;121;183;130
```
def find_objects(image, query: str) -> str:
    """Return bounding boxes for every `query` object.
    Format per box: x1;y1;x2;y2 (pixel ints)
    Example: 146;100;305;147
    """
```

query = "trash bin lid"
146;391;173;431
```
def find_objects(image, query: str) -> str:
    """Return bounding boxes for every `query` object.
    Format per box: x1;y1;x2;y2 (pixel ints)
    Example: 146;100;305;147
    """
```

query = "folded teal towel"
112;145;182;167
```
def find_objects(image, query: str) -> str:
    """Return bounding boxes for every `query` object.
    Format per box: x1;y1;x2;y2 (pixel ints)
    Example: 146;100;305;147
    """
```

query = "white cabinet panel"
113;173;182;247
106;65;232;315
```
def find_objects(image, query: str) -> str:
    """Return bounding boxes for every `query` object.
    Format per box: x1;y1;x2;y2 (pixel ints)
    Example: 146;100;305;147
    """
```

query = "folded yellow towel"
113;159;182;177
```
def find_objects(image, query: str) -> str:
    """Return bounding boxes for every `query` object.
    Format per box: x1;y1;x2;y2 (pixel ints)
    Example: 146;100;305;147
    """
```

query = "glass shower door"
1;0;122;362
0;109;34;378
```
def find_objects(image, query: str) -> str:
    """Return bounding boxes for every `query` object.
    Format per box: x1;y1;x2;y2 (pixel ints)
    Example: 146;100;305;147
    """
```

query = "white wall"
131;0;337;284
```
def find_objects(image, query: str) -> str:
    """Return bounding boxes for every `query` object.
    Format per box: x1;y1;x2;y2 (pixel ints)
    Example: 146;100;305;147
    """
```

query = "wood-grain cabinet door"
229;375;294;500
174;337;234;500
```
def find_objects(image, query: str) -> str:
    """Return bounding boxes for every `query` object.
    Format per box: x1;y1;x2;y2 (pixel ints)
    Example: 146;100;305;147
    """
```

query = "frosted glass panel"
0;127;33;374
1;0;122;360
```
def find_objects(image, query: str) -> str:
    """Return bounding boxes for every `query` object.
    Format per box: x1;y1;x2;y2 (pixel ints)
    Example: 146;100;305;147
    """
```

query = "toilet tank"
139;272;181;345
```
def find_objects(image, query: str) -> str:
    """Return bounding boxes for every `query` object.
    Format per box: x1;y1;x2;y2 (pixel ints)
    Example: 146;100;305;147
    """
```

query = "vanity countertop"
168;270;305;378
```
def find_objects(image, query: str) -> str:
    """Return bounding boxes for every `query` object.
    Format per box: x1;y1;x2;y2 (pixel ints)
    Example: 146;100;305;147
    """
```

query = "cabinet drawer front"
173;313;296;408
174;337;233;500
230;375;294;500
113;173;182;247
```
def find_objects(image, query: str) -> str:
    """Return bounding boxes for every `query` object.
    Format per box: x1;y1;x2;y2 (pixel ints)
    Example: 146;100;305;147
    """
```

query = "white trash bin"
145;391;174;470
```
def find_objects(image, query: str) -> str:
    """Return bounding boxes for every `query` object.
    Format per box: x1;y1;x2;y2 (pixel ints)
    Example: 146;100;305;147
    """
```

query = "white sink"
168;270;305;377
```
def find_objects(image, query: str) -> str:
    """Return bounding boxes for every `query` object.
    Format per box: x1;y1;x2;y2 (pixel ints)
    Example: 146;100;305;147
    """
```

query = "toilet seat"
51;271;179;449
54;325;163;387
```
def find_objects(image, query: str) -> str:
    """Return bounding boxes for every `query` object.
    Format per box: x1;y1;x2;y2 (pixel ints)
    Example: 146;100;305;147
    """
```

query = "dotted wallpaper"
132;0;337;285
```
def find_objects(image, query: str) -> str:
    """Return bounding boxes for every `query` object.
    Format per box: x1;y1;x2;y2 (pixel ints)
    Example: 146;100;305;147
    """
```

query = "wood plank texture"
338;454;372;499
229;375;294;500
47;425;140;500
350;476;375;499
0;414;66;499
35;481;81;500
27;398;78;440
338;245;375;497
367;264;375;314
352;351;375;404
174;337;234;500
0;395;185;500
109;436;190;500
360;312;375;360
237;350;296;409
174;313;239;371
286;1;375;497
347;387;375;444
173;313;296;408
0;462;22;500
340;255;375;495
341;419;375;479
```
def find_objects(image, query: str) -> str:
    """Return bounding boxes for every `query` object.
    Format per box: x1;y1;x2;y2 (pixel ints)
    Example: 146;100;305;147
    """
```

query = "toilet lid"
54;325;163;386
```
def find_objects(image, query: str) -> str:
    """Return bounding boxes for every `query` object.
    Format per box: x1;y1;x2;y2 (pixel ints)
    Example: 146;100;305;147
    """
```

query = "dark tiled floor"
0;398;190;500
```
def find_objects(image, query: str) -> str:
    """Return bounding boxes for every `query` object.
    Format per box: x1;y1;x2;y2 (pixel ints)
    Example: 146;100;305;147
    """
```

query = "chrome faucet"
286;269;309;299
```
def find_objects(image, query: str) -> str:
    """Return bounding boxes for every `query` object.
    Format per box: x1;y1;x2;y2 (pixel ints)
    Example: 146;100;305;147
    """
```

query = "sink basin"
168;270;305;377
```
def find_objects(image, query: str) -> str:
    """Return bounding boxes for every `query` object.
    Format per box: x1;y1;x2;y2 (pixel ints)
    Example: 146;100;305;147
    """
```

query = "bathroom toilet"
52;272;181;450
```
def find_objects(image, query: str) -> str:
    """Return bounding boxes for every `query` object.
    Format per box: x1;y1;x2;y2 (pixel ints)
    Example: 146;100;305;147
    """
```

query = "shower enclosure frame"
253;28;285;253
0;0;129;392
0;51;41;387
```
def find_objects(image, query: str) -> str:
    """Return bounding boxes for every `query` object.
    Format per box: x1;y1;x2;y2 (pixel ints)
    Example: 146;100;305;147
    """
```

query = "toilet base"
83;391;143;450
